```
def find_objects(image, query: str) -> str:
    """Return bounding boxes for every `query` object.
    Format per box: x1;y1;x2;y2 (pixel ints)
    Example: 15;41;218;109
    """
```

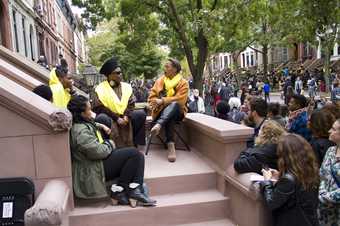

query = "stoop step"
176;218;236;226
69;190;229;226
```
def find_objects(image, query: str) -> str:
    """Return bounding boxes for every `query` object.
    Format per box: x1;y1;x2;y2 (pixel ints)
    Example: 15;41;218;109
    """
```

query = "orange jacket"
148;75;189;119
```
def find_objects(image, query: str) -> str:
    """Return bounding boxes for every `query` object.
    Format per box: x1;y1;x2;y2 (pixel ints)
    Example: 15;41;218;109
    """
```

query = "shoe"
128;187;157;208
111;191;129;205
110;184;129;205
150;123;161;136
167;142;176;162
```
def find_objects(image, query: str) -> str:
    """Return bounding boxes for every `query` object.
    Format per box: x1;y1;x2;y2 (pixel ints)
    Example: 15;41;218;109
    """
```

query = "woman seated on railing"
67;95;156;207
234;120;286;174
260;134;320;226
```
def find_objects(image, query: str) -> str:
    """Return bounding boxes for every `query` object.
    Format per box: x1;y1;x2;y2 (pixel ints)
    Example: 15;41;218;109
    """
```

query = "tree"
75;0;245;92
298;0;340;91
86;18;164;80
243;0;303;78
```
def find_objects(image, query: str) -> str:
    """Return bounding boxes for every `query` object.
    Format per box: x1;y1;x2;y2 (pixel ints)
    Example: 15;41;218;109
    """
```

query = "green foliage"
86;16;164;80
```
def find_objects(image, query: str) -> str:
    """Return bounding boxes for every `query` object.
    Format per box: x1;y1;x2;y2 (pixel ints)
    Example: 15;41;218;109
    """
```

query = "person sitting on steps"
148;58;189;162
67;95;156;208
92;57;147;148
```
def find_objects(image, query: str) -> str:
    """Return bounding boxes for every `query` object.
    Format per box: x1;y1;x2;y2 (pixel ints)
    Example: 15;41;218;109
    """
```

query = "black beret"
100;57;119;76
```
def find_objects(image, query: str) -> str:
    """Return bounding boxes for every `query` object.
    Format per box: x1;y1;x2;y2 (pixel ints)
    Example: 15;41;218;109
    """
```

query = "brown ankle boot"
150;123;161;136
167;142;176;162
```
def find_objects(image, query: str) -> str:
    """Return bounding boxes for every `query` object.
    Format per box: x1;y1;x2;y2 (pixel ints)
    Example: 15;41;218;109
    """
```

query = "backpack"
0;178;35;226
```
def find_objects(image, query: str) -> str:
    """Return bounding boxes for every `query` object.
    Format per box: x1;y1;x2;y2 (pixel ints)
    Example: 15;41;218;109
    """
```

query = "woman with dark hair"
318;119;340;225
67;95;156;207
260;134;320;226
308;109;336;164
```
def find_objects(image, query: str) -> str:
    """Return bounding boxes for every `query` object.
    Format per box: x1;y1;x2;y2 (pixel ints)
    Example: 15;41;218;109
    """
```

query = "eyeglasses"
112;70;122;75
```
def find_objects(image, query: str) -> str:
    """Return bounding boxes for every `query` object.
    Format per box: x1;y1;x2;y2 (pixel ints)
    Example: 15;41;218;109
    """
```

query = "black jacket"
310;137;335;165
234;143;278;174
260;173;319;226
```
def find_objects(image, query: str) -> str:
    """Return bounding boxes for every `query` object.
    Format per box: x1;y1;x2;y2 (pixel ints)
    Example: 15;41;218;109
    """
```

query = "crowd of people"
31;55;340;225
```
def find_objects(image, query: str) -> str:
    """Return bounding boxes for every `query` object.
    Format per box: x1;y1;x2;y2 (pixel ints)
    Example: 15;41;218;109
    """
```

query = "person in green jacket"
67;95;156;207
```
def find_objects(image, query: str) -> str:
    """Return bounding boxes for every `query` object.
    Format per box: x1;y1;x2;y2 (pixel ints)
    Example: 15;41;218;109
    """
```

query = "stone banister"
185;113;253;143
184;113;271;226
0;74;55;130
0;45;87;97
25;180;71;226
0;45;50;84
0;58;42;90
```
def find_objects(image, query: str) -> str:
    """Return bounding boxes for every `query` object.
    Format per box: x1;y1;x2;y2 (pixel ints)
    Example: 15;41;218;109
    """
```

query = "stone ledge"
185;113;253;143
225;166;262;201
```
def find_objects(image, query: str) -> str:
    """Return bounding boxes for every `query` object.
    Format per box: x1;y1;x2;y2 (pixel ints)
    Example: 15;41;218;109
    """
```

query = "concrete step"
176;219;236;226
69;190;229;226
144;147;216;195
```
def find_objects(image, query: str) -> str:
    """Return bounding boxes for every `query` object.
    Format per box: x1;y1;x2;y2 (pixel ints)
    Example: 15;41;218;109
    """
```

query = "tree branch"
248;45;264;54
211;0;218;11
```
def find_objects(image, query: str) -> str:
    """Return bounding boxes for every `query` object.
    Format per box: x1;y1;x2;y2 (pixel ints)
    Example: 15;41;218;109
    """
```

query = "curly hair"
67;95;89;123
255;120;286;146
309;109;337;138
277;134;319;191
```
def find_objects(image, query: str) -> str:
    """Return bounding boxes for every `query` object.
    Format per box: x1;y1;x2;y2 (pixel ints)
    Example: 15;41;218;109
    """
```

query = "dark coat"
260;173;319;226
234;143;278;174
310;137;335;165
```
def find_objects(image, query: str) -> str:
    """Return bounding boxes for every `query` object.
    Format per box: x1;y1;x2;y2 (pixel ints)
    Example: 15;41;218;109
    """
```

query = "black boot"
110;184;129;205
111;191;129;205
128;187;157;208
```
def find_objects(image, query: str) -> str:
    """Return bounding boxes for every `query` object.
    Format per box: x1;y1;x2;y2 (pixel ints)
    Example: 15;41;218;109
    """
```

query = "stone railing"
25;180;71;226
0;75;74;213
184;113;272;226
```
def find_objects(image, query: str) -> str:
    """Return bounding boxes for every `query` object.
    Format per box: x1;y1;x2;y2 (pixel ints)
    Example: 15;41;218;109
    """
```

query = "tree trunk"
262;44;268;80
324;45;331;93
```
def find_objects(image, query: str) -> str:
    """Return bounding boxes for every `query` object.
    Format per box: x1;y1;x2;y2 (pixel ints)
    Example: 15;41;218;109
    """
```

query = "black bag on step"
0;177;35;226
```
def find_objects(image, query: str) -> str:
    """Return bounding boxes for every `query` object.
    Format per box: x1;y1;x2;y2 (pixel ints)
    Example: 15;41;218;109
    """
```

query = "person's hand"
117;117;127;126
123;116;129;124
269;169;280;181
151;98;163;106
101;124;111;135
261;169;272;180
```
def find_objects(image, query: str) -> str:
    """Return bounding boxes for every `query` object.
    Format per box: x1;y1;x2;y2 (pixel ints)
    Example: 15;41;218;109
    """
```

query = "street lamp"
83;64;98;88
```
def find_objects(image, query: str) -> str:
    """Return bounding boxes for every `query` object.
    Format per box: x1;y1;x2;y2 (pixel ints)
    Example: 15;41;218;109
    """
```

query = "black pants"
130;110;146;146
95;110;146;146
265;92;270;103
103;147;144;190
155;102;183;143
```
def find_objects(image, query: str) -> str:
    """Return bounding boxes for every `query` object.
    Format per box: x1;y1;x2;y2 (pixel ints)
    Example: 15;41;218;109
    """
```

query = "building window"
29;25;34;60
12;9;19;52
242;53;245;68
282;48;288;62
224;55;228;69
22;16;28;57
250;53;254;66
246;53;250;67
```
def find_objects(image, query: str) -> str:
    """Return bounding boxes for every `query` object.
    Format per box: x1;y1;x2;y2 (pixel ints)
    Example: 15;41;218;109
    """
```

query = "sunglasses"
112;70;122;75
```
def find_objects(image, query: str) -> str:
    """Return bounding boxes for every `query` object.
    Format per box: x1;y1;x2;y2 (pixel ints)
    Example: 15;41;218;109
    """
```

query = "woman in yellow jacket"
49;63;75;108
148;58;189;162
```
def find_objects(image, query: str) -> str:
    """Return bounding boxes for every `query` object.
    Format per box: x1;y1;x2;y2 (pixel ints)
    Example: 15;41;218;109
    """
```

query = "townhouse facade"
211;41;339;74
0;0;86;73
